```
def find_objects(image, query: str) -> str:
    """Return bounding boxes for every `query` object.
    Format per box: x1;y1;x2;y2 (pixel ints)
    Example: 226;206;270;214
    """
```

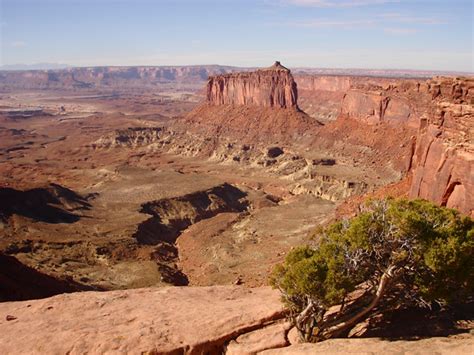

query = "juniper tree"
270;198;473;342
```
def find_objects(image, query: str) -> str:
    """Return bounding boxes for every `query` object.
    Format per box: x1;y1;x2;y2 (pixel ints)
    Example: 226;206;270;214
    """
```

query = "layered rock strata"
206;62;298;109
333;75;473;215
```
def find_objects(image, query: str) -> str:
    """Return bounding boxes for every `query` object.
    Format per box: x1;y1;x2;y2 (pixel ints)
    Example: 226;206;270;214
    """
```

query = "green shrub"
270;198;473;342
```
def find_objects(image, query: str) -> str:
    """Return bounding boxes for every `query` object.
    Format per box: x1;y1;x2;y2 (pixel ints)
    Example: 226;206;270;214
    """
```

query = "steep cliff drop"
183;62;319;142
409;77;473;216
324;75;473;217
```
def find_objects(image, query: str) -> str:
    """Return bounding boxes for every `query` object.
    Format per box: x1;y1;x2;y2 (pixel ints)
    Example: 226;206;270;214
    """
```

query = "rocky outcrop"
206;62;298;109
409;77;473;216
0;286;286;354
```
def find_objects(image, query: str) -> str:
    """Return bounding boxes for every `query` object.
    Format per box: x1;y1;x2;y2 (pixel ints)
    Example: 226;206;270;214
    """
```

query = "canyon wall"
320;75;473;216
339;79;425;127
206;62;298;109
295;75;421;124
409;77;473;216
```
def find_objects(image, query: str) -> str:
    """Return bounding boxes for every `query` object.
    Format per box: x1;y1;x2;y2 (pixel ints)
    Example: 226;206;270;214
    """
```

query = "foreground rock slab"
260;333;474;354
0;286;285;354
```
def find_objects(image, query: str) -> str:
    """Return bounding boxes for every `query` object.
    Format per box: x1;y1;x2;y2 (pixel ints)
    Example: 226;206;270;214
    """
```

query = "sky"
0;0;472;71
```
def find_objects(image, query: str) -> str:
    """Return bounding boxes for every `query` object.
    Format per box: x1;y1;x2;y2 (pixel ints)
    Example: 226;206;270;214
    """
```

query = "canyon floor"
1;89;355;292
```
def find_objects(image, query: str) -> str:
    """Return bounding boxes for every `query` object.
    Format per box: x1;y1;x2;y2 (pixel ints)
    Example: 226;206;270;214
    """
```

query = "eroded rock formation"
206;62;298;109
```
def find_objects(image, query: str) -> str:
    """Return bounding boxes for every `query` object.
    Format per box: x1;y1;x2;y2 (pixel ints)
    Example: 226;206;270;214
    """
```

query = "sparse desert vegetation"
271;198;473;342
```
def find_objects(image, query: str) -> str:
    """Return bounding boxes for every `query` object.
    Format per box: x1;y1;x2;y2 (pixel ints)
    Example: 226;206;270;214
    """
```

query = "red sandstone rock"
206;62;298;109
260;334;474;354
0;286;285;354
340;88;418;126
325;74;472;216
193;71;472;216
183;63;321;143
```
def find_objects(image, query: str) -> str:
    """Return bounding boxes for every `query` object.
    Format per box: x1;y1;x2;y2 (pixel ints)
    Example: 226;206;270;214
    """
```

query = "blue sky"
1;0;472;71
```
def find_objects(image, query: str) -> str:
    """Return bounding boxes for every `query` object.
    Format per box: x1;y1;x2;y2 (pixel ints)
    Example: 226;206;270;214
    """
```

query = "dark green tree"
270;198;474;342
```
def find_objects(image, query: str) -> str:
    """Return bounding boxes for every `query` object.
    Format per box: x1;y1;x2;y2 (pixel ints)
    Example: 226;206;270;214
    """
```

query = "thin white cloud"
283;0;400;8
11;41;27;48
380;13;448;25
281;12;448;29
287;19;376;28
384;28;418;35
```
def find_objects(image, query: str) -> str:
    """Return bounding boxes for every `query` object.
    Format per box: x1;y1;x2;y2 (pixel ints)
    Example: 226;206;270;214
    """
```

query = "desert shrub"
270;198;473;342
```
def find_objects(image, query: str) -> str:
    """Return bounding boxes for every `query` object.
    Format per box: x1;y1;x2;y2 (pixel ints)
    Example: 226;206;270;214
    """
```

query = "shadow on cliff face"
0;183;92;224
0;253;98;302
133;183;248;245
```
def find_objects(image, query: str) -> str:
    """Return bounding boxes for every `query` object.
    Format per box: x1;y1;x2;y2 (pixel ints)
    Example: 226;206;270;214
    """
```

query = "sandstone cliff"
409;77;473;216
206;62;298;109
339;79;424;127
296;74;472;216
328;75;473;216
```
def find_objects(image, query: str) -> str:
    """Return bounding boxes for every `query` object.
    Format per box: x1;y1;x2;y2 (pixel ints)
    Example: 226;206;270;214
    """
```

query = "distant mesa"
206;61;299;109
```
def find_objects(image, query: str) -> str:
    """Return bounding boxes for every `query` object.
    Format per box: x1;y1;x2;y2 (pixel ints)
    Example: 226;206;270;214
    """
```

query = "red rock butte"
206;61;299;109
